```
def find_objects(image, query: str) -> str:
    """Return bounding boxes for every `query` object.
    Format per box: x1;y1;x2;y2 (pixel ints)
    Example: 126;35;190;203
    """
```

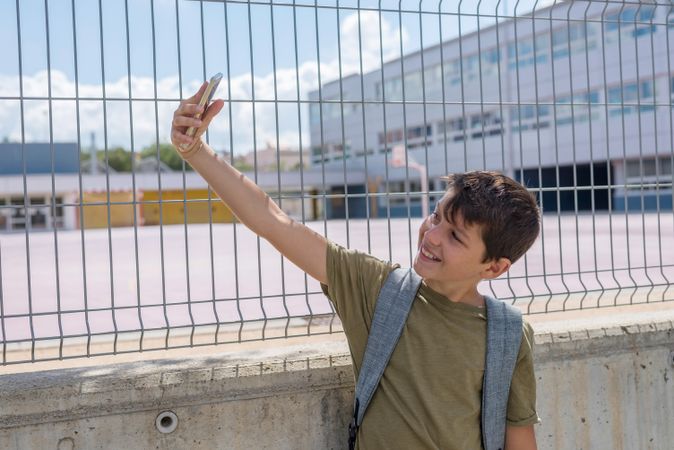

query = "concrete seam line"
0;365;356;429
0;381;356;430
0;385;356;429
535;328;674;364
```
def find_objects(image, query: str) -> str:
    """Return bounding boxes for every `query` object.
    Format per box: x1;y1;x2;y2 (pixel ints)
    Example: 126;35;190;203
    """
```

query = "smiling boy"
171;83;540;449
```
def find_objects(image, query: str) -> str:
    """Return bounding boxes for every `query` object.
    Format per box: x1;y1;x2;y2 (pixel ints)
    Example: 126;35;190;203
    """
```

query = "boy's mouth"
420;245;442;262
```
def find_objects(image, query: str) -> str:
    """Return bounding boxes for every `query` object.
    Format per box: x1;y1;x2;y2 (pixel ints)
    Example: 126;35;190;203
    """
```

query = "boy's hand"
171;81;225;158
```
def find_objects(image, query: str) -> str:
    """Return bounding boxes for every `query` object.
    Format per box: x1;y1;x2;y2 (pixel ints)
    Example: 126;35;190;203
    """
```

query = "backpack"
348;268;523;450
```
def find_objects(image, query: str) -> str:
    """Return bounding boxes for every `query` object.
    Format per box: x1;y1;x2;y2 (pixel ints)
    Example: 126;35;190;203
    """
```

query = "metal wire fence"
0;0;673;365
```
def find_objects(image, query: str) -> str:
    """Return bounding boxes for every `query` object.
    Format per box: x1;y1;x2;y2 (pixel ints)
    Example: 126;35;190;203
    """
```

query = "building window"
507;38;543;70
0;198;7;230
403;71;423;101
10;197;26;230
511;104;551;132
462;54;480;81
439;118;463;131
385;180;423;206
382;77;403;101
550;22;597;60
406;125;432;140
606;6;656;40
471;111;502;128
422;65;442;93
378;128;404;146
552;90;601;126
438;112;501;140
482;47;500;65
440;50;500;85
48;196;65;229
443;59;461;86
387;181;407;205
508;34;551;71
407;140;432;150
437;117;466;142
608;81;654;116
625;156;673;188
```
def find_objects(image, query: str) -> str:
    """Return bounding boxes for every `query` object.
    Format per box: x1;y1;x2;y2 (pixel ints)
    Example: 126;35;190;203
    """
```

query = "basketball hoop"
388;145;429;218
391;145;407;168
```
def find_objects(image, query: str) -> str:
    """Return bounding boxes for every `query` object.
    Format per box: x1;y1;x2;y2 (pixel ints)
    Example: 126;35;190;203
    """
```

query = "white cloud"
339;10;408;73
0;12;406;154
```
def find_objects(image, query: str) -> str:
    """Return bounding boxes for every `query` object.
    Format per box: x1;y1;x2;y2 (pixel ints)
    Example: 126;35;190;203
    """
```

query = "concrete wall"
1;318;673;450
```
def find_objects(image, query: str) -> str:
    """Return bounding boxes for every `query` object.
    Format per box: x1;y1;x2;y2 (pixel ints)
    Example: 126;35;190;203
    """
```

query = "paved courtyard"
1;212;673;354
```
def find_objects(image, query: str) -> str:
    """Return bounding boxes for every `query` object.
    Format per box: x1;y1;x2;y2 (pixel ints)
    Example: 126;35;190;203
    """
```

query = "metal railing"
1;0;673;365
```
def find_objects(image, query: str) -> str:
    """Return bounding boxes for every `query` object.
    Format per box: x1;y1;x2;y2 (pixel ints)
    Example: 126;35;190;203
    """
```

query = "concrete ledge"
1;311;674;449
0;341;352;428
535;320;674;363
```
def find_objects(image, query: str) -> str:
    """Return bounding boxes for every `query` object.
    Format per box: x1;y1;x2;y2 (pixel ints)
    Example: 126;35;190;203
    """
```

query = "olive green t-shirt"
321;242;539;450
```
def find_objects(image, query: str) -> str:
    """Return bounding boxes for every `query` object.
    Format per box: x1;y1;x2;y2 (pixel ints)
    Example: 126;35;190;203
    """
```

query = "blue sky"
0;0;536;153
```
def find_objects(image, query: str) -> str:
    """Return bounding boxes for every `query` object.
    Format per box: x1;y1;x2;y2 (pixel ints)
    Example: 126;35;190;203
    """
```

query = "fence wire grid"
1;0;673;365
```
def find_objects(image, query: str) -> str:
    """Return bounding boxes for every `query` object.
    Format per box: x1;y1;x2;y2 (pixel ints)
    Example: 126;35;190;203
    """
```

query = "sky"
0;0;545;155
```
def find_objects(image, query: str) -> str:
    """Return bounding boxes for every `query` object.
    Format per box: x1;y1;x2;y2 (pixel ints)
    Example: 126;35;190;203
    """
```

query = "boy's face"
413;192;509;295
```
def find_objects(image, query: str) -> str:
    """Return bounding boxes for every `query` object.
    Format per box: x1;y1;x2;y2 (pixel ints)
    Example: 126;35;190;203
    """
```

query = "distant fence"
1;0;673;364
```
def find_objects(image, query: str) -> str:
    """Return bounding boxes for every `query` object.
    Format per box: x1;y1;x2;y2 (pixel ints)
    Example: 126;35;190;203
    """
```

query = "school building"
308;2;674;218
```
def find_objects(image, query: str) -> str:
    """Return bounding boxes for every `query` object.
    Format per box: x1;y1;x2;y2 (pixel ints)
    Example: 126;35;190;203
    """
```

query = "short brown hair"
440;171;540;264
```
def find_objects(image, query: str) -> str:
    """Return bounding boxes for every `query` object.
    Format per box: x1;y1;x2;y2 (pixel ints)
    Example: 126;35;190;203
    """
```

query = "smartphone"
182;72;223;146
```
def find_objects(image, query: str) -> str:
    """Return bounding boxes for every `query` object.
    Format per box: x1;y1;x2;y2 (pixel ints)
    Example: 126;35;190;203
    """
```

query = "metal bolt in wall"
155;411;178;434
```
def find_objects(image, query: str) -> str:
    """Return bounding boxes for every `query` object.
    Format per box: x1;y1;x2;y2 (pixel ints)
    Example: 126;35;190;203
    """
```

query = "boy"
171;83;540;449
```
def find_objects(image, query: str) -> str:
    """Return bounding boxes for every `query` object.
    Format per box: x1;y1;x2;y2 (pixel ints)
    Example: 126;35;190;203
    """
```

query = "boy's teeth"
422;247;440;261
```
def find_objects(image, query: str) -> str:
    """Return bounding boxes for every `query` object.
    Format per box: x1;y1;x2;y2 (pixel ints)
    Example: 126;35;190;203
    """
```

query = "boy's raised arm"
170;82;328;285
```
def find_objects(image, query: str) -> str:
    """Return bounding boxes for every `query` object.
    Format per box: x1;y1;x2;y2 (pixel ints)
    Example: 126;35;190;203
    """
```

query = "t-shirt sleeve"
320;241;396;370
506;320;541;427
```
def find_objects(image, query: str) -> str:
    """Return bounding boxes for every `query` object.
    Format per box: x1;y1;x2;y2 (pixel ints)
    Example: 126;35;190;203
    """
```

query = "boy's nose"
425;224;442;246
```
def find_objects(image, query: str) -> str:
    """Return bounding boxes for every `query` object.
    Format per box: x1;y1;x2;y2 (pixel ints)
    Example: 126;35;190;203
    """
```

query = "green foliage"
140;143;192;171
233;160;254;172
78;143;192;172
80;147;130;171
103;147;133;172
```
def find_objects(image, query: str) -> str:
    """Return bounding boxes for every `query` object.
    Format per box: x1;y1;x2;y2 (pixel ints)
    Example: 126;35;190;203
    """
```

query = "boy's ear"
481;257;511;280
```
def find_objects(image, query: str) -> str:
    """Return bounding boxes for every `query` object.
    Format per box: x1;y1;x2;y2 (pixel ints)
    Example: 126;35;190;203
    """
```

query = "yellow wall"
141;189;234;225
79;192;137;229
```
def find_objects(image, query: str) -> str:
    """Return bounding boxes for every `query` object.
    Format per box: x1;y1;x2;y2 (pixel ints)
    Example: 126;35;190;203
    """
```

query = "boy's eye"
430;212;439;223
451;231;463;244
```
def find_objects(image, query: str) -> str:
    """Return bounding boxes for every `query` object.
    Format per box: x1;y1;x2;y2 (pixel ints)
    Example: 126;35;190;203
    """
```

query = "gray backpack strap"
348;267;422;450
481;295;523;450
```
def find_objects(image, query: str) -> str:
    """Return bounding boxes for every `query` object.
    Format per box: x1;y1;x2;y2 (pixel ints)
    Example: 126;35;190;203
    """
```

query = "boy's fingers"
191;100;223;139
186;81;208;104
172;115;202;129
200;99;224;128
175;126;197;145
176;103;204;118
171;129;193;146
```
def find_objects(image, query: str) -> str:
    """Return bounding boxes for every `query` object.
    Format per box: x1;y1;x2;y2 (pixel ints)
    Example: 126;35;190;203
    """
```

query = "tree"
140;143;192;171
233;156;253;172
103;147;133;172
78;143;193;172
79;147;132;172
